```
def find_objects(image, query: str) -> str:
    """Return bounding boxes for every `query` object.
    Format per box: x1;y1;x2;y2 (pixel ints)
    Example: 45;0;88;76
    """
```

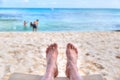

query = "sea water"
0;8;120;31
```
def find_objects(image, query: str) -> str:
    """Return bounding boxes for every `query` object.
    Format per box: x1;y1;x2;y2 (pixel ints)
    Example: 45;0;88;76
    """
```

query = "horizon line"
0;7;120;9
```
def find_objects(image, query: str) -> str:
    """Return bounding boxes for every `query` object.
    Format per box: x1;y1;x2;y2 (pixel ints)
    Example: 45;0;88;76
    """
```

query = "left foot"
46;43;58;78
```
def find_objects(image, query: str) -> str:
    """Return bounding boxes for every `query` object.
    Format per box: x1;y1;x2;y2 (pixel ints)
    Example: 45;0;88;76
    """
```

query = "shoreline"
0;32;120;80
0;30;119;32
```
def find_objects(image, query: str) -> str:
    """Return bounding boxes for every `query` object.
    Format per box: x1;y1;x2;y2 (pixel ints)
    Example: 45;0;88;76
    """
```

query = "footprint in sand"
93;62;104;69
116;55;120;59
86;61;104;70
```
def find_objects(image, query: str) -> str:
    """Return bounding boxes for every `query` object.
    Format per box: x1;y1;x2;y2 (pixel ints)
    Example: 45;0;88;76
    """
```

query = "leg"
66;43;83;80
41;43;58;80
33;28;35;32
35;28;37;32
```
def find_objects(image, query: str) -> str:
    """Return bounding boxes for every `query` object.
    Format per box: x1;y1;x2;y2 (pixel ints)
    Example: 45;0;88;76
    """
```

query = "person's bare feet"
66;43;78;78
45;43;58;78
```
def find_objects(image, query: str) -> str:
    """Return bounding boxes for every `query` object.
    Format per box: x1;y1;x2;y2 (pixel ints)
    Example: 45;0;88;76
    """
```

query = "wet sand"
0;32;120;80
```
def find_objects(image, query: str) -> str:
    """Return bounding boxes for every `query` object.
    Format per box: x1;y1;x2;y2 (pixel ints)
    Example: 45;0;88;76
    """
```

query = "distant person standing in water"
30;19;39;32
24;21;27;27
33;19;39;32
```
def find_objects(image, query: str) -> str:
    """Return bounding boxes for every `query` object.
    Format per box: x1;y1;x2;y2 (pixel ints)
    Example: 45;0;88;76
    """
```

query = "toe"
53;43;57;48
67;43;71;49
46;43;54;54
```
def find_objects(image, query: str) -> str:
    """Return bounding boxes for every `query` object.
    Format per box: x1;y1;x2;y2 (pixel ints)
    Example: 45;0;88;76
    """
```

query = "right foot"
65;43;78;78
46;43;58;78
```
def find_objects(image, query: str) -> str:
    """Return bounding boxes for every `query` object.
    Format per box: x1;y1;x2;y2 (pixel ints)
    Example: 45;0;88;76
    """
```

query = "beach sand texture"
0;32;120;80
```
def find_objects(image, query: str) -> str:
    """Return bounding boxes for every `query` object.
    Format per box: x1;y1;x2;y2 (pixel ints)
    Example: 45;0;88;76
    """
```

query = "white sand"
0;32;120;80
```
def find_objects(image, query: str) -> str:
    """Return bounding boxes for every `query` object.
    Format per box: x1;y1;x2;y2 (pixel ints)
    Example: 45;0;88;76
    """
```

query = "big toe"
67;43;72;49
67;43;78;53
46;43;58;54
53;43;57;50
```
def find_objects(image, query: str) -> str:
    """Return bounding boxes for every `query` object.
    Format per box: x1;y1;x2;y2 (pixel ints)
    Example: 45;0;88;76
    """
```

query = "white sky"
0;0;120;8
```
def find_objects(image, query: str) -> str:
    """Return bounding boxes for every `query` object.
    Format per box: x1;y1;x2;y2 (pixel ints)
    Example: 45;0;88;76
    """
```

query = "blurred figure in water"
24;21;27;27
30;21;37;32
30;19;39;32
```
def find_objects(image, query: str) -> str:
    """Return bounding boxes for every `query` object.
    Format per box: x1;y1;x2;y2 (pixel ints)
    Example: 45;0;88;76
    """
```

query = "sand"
0;32;120;80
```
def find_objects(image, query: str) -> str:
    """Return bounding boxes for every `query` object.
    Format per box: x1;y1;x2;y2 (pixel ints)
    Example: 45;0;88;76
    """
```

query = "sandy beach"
0;32;120;80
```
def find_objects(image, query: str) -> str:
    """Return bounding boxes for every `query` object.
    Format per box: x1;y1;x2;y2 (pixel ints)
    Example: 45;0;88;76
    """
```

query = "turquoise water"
0;8;120;31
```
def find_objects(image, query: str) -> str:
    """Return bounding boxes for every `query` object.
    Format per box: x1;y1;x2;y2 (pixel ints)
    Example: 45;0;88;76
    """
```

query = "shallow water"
0;8;120;31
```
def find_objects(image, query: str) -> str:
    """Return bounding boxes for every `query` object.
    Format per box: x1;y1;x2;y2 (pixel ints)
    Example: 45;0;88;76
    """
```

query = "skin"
34;20;39;26
41;43;58;80
24;21;27;27
42;43;82;80
66;43;83;80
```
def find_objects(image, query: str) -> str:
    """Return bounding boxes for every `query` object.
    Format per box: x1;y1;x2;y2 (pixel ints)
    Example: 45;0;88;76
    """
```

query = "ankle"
69;62;78;73
46;65;56;75
43;73;54;80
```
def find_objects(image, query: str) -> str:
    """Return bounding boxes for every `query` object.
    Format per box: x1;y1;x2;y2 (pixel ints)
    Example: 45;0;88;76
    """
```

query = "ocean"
0;8;120;31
